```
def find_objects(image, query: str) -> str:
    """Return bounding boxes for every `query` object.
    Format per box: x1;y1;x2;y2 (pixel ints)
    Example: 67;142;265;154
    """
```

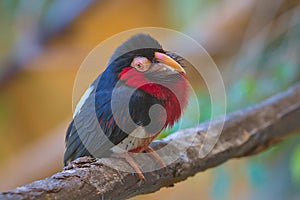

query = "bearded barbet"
64;34;189;179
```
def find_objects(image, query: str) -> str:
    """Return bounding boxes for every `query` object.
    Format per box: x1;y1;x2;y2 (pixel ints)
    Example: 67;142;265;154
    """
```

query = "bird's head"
107;34;187;97
104;34;189;127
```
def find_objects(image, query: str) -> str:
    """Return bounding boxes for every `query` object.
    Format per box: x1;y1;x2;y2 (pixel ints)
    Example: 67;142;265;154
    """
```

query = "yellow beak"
154;52;186;74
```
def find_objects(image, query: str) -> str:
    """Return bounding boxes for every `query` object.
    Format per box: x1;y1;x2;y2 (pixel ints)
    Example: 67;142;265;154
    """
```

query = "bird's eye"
131;57;151;72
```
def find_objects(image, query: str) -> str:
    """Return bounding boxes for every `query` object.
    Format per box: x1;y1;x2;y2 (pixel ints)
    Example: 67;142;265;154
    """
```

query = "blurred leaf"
273;62;295;81
227;77;258;111
211;166;231;200
290;144;300;187
197;92;211;121
165;0;215;28
247;161;268;188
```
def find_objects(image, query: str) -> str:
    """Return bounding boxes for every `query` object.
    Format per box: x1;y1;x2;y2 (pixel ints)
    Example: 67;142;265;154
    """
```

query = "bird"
64;33;189;179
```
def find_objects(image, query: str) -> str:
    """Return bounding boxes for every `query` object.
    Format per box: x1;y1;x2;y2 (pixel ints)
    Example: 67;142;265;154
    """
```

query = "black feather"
109;33;162;65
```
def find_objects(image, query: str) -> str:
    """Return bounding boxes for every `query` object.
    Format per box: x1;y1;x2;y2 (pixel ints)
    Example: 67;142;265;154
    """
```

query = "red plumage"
119;66;188;128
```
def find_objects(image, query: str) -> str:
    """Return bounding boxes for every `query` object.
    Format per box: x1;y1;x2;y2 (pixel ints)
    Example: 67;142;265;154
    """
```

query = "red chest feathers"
119;67;189;128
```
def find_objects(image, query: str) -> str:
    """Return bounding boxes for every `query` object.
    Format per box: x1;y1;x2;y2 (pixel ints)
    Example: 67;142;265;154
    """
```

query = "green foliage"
193;11;300;198
164;0;216;28
211;166;231;200
246;159;268;187
290;144;300;187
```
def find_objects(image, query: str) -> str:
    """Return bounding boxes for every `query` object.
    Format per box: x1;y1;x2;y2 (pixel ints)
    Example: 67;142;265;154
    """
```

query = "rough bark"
1;83;300;200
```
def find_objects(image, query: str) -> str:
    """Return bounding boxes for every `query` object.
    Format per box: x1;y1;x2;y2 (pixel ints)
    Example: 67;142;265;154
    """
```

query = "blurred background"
0;0;300;199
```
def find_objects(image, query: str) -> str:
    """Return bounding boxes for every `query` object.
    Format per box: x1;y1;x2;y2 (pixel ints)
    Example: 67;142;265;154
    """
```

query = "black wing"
64;77;161;165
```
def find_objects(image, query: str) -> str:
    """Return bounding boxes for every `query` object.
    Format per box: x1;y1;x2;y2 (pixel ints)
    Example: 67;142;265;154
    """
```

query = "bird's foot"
112;153;145;180
144;146;167;170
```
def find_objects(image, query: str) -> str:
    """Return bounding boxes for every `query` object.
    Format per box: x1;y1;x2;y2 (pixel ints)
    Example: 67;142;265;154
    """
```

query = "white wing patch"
111;126;154;153
73;85;94;117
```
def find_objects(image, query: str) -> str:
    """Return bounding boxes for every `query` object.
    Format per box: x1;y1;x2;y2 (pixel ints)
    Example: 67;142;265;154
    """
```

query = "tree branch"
1;83;300;200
